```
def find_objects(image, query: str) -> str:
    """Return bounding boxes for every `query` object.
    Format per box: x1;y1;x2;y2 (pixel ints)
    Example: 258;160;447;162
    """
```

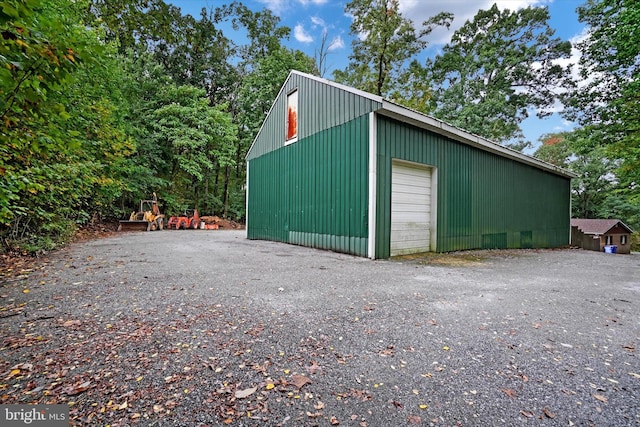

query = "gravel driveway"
1;230;639;426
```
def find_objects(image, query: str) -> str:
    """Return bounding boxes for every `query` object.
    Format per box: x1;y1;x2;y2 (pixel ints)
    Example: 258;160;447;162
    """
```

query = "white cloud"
294;24;314;43
328;35;345;51
311;16;326;28
398;0;552;45
255;0;288;15
256;0;327;15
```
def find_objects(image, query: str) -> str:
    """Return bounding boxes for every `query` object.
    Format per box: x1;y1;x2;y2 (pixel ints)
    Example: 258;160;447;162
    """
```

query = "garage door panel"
390;161;433;256
391;229;430;241
391;222;430;231
392;205;431;213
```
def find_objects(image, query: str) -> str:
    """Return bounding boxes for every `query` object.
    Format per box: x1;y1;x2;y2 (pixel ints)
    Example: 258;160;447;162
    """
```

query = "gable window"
605;235;613;245
285;89;298;144
621;235;628;245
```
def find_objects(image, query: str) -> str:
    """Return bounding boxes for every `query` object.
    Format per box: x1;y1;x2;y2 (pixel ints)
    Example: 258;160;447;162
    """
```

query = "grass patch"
392;249;534;266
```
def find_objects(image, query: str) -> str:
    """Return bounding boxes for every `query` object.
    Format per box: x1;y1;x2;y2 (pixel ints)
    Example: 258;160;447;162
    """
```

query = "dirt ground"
1;230;639;426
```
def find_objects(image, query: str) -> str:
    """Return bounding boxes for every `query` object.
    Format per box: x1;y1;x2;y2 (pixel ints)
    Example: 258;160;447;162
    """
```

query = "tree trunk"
222;165;230;218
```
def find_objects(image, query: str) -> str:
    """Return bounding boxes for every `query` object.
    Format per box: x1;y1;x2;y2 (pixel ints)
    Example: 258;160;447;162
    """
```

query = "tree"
561;0;639;231
86;0;183;52
534;132;615;219
429;4;572;144
314;30;335;78
152;8;237;106
0;0;134;252
334;0;452;97
387;60;435;113
152;85;237;213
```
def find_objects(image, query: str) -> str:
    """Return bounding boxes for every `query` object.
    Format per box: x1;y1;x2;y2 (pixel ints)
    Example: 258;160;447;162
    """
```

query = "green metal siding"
375;116;571;258
246;72;381;160
247;115;370;256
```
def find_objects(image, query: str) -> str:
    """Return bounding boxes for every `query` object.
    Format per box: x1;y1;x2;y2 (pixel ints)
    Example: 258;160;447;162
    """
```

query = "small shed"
245;70;574;259
570;218;633;254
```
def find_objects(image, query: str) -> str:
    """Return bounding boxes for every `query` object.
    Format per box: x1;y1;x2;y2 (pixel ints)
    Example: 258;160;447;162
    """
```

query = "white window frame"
621;235;628;245
605;235;613;245
285;89;298;145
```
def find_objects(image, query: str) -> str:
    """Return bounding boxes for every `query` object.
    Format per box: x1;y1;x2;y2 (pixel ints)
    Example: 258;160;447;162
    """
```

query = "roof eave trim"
290;70;384;104
378;101;577;179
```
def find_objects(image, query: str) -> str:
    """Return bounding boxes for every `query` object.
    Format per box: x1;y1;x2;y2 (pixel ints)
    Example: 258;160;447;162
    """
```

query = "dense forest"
0;0;638;253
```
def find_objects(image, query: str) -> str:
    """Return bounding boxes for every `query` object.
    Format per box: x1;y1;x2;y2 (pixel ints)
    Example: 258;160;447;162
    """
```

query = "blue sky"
169;0;588;149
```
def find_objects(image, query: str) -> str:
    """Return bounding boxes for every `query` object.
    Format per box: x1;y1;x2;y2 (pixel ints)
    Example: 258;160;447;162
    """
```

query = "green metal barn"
246;70;573;259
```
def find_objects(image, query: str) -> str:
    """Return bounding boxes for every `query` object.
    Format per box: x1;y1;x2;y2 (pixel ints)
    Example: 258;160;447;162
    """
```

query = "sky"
168;0;588;150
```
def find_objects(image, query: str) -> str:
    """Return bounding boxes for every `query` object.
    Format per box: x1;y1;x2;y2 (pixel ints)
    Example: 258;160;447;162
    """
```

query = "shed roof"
571;218;634;235
248;70;576;179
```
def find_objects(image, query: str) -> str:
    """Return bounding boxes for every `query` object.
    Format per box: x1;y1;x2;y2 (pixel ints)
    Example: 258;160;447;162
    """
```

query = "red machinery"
166;209;201;230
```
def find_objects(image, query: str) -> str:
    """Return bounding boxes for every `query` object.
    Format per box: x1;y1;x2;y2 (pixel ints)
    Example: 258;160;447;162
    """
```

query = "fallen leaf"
235;386;257;399
130;413;141;419
62;320;81;327
407;415;421;424
443;346;450;351
629;372;640;379
290;374;312;389
22;289;30;294
500;388;517;399
542;407;556;418
265;383;275;390
391;400;403;409
306;361;321;374
153;404;164;413
119;401;128;410
593;394;608;403
330;415;340;425
62;381;92;396
520;410;534;418
306;411;322;418
7;369;21;378
419;404;428;410
314;401;325;410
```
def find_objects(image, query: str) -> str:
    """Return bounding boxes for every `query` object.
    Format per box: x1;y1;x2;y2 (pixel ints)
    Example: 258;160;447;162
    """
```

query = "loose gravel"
1;230;639;426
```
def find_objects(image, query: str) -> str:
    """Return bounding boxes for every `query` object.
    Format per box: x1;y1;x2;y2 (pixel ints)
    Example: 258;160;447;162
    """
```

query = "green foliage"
429;4;572;143
0;0;128;253
534;131;619;220
562;0;639;238
153;84;237;190
334;0;452;100
86;0;183;52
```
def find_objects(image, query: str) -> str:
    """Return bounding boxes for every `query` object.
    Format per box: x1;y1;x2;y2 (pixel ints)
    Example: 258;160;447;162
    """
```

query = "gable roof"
571;218;634;235
248;70;576;179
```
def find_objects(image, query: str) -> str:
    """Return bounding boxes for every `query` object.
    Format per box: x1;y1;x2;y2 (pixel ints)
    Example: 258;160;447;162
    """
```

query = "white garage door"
391;161;432;256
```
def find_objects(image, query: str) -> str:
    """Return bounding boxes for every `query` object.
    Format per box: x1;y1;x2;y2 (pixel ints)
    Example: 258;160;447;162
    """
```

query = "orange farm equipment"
166;209;202;230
